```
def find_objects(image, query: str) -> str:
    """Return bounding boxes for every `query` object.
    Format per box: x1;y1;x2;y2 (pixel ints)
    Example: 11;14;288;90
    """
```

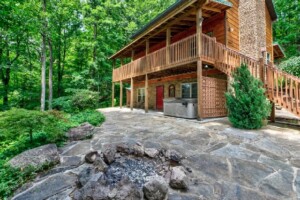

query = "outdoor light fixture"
199;17;204;26
205;65;209;69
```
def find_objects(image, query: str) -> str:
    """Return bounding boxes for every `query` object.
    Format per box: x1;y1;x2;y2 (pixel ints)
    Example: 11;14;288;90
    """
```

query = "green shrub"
225;64;271;129
53;89;99;113
0;108;66;143
0;161;56;198
278;56;300;77
70;109;105;126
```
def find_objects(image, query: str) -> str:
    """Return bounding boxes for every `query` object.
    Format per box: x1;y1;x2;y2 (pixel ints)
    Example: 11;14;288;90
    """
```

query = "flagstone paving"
94;108;300;199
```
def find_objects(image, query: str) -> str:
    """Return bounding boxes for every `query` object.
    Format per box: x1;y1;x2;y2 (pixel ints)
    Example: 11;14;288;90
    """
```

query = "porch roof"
109;0;232;60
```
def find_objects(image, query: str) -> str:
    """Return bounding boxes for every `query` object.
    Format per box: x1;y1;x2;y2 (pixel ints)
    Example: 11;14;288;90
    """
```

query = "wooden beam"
166;28;171;65
270;102;275;122
203;6;221;13
120;81;123;108
112;82;115;107
130;78;134;111
145;74;149;113
196;7;203;120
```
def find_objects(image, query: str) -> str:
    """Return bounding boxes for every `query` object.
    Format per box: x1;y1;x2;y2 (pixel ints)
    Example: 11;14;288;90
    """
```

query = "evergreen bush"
225;64;271;129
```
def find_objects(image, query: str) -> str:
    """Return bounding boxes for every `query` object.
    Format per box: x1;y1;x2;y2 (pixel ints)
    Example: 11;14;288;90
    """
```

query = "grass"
0;109;105;199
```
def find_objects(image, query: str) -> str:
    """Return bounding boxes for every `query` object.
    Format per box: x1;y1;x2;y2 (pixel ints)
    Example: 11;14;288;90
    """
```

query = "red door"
156;86;164;110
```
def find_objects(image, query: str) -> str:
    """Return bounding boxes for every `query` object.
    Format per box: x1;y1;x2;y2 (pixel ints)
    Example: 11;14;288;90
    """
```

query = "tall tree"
40;0;47;111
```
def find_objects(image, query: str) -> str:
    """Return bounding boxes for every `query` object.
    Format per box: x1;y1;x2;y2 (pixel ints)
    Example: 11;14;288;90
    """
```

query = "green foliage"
70;109;105;126
0;108;66;143
225;64;272;129
0;161;56;198
278;56;300;77
274;0;300;58
53;89;100;113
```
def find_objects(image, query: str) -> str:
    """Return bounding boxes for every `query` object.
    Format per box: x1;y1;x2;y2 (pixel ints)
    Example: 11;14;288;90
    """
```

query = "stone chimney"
239;0;267;60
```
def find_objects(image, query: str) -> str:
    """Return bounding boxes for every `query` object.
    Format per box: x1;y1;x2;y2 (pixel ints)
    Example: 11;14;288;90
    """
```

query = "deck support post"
166;28;171;65
120;81;123;108
270;102;275;122
112;82;115;107
130;78;134;111
145;74;149;113
146;39;149;67
196;7;203;120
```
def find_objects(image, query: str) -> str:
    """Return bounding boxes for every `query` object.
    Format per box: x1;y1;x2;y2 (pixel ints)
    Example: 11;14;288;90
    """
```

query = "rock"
143;176;168;200
168;193;202;200
132;142;145;156
74;175;142;200
61;156;83;167
12;173;77;200
166;150;183;163
61;141;92;156
116;142;131;154
170;166;188;190
145;148;159;158
102;143;116;164
94;156;108;172
78;166;97;186
67;122;94;141
84;151;100;163
9;144;59;169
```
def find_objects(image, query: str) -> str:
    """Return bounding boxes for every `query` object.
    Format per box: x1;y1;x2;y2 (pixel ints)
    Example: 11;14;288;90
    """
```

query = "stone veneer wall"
239;0;266;60
132;78;197;109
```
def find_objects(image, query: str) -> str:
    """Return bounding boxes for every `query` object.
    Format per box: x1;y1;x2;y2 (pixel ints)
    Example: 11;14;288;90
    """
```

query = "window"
137;88;145;103
266;52;271;63
181;83;197;98
169;84;175;97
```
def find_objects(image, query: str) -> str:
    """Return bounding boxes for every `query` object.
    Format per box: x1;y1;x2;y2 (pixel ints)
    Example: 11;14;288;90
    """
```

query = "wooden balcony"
112;33;259;82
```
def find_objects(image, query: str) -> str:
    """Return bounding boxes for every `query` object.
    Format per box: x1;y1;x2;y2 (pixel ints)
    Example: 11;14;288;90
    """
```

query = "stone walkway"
95;108;300;199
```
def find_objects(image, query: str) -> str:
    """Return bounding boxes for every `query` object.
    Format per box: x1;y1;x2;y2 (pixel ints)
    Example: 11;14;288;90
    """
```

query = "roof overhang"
266;0;277;21
109;0;232;60
273;43;285;59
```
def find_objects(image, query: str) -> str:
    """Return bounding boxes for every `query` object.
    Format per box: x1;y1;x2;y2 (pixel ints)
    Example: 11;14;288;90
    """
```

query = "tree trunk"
57;26;62;97
41;0;47;111
48;39;53;110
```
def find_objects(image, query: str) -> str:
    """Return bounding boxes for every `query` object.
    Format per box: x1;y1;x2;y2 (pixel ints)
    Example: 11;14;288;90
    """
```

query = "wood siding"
202;12;226;44
226;0;239;50
265;4;273;62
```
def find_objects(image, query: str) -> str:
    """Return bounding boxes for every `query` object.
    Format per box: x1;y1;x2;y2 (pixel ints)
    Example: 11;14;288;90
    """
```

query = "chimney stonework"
239;0;266;60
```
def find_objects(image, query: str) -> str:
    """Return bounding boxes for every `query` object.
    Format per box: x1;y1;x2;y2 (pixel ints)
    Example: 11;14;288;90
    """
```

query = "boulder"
132;142;145;157
61;156;83;167
170;166;189;190
9;144;59;169
78;166;97;186
102;144;116;164
84;151;100;163
143;176;168;200
12;173;77;200
94;157;108;172
116;142;131;154
145;148;159;158
166;150;183;163
67;122;94;141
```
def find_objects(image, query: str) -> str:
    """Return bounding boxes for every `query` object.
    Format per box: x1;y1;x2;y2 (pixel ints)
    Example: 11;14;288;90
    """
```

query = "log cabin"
110;0;300;120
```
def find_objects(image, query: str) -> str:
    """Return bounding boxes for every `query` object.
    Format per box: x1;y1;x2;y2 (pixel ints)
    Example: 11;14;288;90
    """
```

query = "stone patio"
94;108;300;199
12;107;300;200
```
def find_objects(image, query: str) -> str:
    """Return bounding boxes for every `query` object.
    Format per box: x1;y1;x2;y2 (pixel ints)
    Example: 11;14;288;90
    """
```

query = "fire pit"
72;141;190;200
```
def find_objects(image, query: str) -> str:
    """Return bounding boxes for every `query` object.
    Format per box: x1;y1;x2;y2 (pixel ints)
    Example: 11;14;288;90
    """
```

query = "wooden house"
110;0;300;119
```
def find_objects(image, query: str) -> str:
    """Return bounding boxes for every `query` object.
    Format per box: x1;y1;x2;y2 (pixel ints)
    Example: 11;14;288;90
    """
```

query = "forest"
0;0;299;197
0;0;299;111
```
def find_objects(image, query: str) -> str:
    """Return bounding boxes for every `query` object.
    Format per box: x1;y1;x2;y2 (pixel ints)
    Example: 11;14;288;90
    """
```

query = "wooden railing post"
145;74;149;113
130;77;134;111
120;80;123;109
166;28;171;65
131;50;135;62
196;7;203;120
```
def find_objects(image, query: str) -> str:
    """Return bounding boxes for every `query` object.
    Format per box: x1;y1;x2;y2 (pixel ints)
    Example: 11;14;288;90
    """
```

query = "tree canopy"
0;0;298;110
